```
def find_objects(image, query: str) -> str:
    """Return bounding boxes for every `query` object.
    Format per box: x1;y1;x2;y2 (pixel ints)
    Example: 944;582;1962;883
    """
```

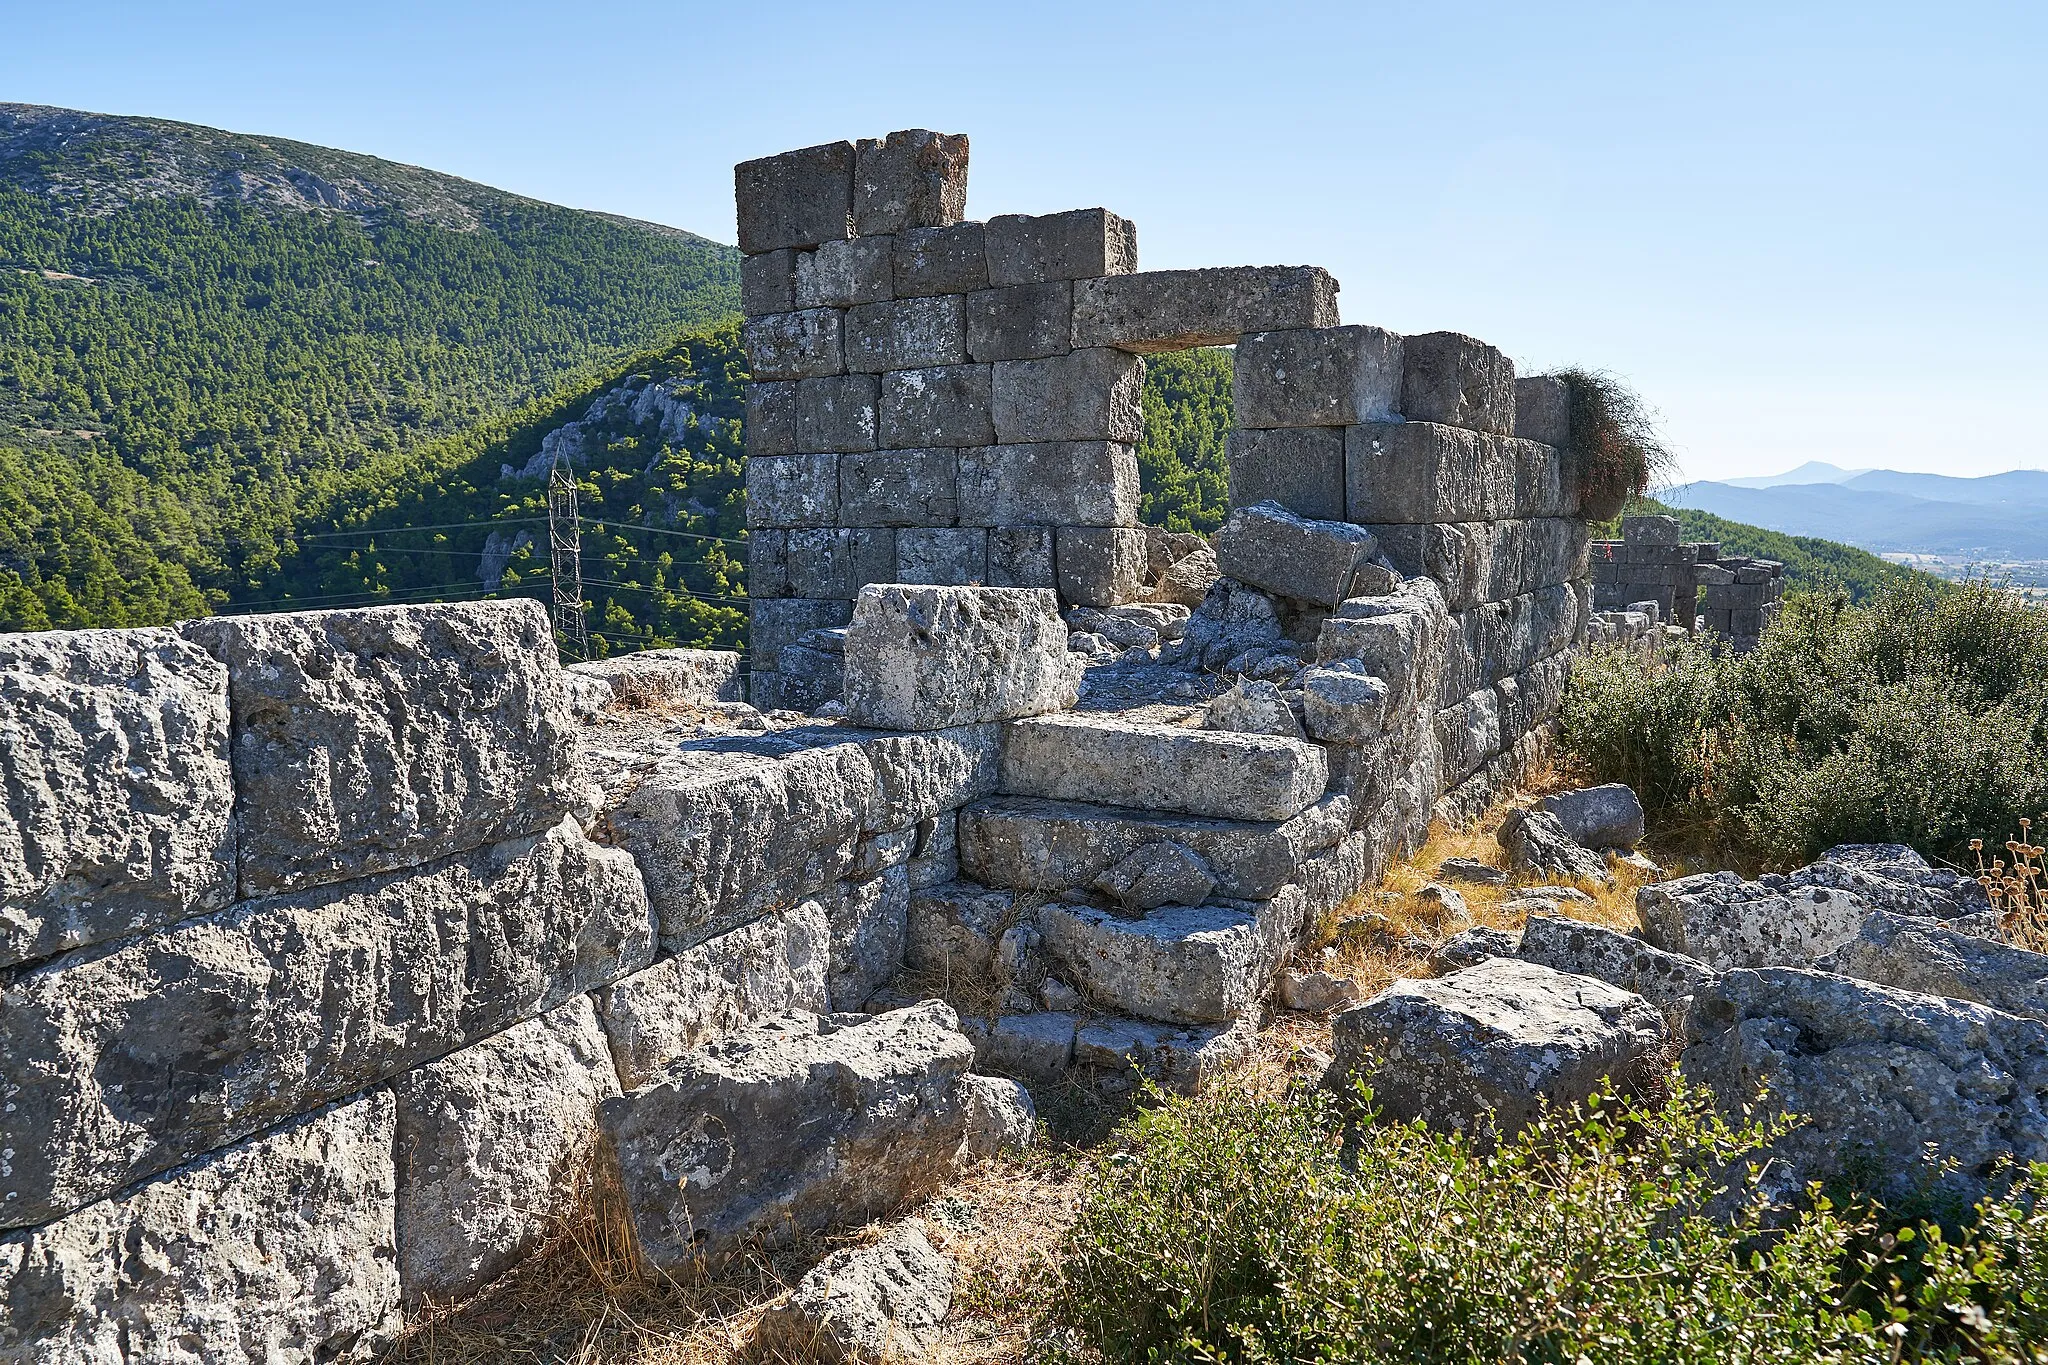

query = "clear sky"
5;0;2043;483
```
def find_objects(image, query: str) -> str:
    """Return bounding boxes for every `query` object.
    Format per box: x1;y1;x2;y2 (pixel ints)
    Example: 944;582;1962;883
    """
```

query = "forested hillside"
0;104;738;629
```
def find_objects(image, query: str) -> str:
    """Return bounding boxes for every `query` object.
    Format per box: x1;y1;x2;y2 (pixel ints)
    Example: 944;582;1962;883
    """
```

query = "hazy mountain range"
1666;464;2048;560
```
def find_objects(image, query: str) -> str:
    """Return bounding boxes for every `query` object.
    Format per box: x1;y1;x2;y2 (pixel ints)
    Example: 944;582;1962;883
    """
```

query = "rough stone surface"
393;996;620;1306
1215;500;1382;609
1788;844;1991;920
1817;910;2048;1023
1206;678;1304;739
1233;325;1402;428
1431;925;1523;971
1371;519;1590;612
985;209;1137;286
1438;856;1508;886
568;649;743;711
0;627;235;969
1500;808;1611;886
880;364;994;448
1346;423;1572;524
1001;713;1328;822
1540;784;1646;850
906;881;1016;985
843;585;1080;730
0;1092;400;1363
1330;957;1668;1140
1;817;650;1228
1041;897;1290;1024
827;867;913;1011
1517;913;1718;1026
964;281;1073;363
1300;665;1390;744
796;237;894;310
1638;871;1872;971
983;1011;1078;1078
736;141;855;254
1514;374;1571;447
1682;968;2048;1201
748;453;842;529
796;372;882;450
893;222;988;298
755;1218;954;1365
957;441;1138;527
182;600;579;898
846;297;967;373
597;1004;976;1269
1091;840;1218;912
594;901;833;1089
744;308;846;381
1055;526;1149;607
991;349;1144;445
1225;426;1347;522
1398;330;1516;435
1279;968;1361;1012
960;1074;1037;1159
854;129;969;235
1070;266;1340;353
1072;1016;1255;1093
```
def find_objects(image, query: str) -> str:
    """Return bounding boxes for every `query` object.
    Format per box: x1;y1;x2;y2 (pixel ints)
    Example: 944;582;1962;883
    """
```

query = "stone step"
956;794;1349;902
999;713;1328;822
1038;891;1303;1027
954;1007;1254;1096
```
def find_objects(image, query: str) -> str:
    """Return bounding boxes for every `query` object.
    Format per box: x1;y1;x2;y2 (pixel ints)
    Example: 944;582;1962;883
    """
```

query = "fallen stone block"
1225;426;1347;522
594;901;833;1089
843;585;1080;730
744;308;846;381
182;600;579;898
1438;856;1507;885
1206;677;1304;739
736;141;855;254
985;209;1137;286
1092;840;1218;912
1398;331;1516;435
1279;968;1361;1012
1517;913;1718;1029
1329;957;1668;1140
1071;266;1340;353
796;236;894;309
598;1004;976;1269
1214;500;1382;609
1817;910;2048;1023
568;648;743;711
0;1092;400;1363
1001;713;1328;822
1514;374;1571;447
1040;895;1297;1025
1791;844;1990;919
1541;784;1646;850
893;221;988;298
0;627;235;969
992;348;1145;445
1300;666;1391;745
960;1074;1037;1159
1637;871;1871;971
1;817;650;1229
755;1217;954;1365
393;996;620;1306
957;440;1138;527
1682;968;2048;1203
1055;526;1150;607
965;280;1073;363
880;364;994;448
1499;807;1610;887
1431;924;1522;971
1233;325;1401;428
854;129;969;235
1314;579;1452;713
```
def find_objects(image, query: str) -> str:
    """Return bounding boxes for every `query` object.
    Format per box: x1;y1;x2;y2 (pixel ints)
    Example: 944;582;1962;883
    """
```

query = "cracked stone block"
1001;713;1328;822
796;373;880;453
1041;895;1298;1025
966;280;1074;362
1301;665;1390;744
1226;426;1347;522
744;308;846;381
736;140;854;254
1234;325;1402;427
846;295;968;372
1073;1016;1254;1093
985;209;1137;286
1638;872;1872;971
987;526;1057;589
1054;526;1148;607
754;1216;954;1365
1071;266;1340;353
748;452;841;529
1091;841;1217;912
1345;422;1508;523
1214;500;1382;609
1517;913;1719;1028
880;364;994;447
1817;911;2048;1024
181;600;578;897
742;248;798;317
1369;519;1591;611
843;585;1080;731
840;447;959;527
907;880;1015;985
829;866;913;1010
1398;330;1516;435
1515;374;1571;447
991;347;1144;445
796;236;894;309
0;627;235;969
957;441;1137;526
893;221;988;298
855;128;970;235
896;528;989;585
985;1011;1078;1079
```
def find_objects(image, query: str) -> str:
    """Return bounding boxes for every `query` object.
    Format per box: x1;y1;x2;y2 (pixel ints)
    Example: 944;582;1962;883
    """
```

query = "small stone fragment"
754;1218;954;1364
1091;840;1219;912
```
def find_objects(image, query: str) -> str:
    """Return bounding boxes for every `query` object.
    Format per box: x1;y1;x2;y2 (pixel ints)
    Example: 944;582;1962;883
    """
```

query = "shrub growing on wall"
1560;368;1672;520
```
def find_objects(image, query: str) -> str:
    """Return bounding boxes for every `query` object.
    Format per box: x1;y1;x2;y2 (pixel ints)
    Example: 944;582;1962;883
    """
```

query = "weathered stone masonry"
1591;512;1785;653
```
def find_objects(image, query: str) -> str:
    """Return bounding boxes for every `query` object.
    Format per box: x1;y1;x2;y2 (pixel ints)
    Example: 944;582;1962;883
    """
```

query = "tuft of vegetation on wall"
1560;368;1671;520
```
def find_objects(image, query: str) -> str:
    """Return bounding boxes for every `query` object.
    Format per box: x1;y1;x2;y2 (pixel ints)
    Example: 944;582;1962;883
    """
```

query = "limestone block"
0;628;234;969
985;209;1137;286
182;600;578;898
1437;583;1583;703
1280;969;1362;1012
840;447;959;526
747;451;840;528
1638;872;1872;971
1344;422;1521;523
1540;784;1646;850
752;598;855;672
1000;713;1327;822
1041;895;1297;1025
829;866;912;1010
1301;665;1390;744
987;526;1058;589
744;308;845;381
1435;689;1502;786
594;901;833;1089
843;585;1080;731
0;817;649;1228
777;635;847;713
1205;678;1303;738
847;295;967;373
992;348;1144;445
568;648;744;710
1517;914;1718;1025
1055;526;1148;607
1623;515;1681;545
908;812;960;889
960;1074;1037;1158
906;880;1015;985
782;530;858;601
796;373;881;453
854;129;969;236
796;236;894;309
1072;267;1340;353
745;379;799;457
754;1217;954;1365
893;221;989;298
393;996;619;1306
1225;426;1347;522
742;248;799;317
1329;957;1668;1140
1072;1015;1254;1093
957;441;1137;526
1398;330;1516;435
597;1004;976;1269
736;141;855;254
1370;519;1591;611
966;281;1074;362
1314;578;1452;713
957;793;1347;901
0;1093;399;1363
1499;807;1610;886
897;528;989;585
1818;910;2048;1022
880;364;994;448
1799;843;1990;919
1511;435;1574;520
1514;374;1571;447
1215;500;1382;609
1234;325;1402;428
1092;841;1217;912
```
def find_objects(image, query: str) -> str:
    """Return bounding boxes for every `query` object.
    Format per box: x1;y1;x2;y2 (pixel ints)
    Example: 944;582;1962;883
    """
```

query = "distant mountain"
1839;468;2048;507
1664;478;2048;559
0;103;738;630
1721;460;1870;488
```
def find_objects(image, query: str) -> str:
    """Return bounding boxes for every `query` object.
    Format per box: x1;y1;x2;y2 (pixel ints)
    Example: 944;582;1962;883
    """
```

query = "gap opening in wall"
1136;346;1235;537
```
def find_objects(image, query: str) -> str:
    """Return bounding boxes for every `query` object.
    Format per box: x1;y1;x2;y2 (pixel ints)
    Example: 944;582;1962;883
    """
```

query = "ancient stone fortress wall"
1592;512;1784;652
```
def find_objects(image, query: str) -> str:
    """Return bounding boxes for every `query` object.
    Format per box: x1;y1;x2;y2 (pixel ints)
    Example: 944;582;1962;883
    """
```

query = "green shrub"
1043;1084;2048;1364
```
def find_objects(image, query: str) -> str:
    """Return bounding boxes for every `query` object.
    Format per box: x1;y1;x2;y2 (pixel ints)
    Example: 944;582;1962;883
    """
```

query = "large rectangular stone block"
1225;426;1346;523
1515;374;1571;447
846;295;967;372
748;529;792;598
1436;582;1584;705
568;649;745;711
1234;325;1401;428
1436;688;1504;785
1370;518;1592;610
896;527;989;584
393;995;619;1307
1398;330;1516;435
957;441;1138;526
741;248;798;317
1071;267;1340;353
794;236;894;309
794;373;879;453
1055;526;1149;607
746;451;839;528
0;1092;400;1363
182;600;578;898
785;528;860;600
735;141;854;254
744;379;798;457
1511;435;1575;519
986;209;1137;286
988;526;1057;588
880;364;995;447
1000;714;1328;822
854;129;970;235
744;308;845;381
843;585;1080;731
966;281;1073;362
1345;422;1528;523
751;597;855;671
839;447;959;527
1215;501;1382;609
0;818;650;1228
0;628;234;970
893;221;988;298
991;348;1144;444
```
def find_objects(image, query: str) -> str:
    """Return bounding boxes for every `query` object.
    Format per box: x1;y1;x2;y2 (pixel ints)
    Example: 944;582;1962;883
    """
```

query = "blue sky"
5;1;2043;482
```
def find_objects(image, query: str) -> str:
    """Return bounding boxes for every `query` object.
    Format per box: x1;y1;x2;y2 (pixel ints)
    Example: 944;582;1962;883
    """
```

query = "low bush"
1042;1084;2048;1364
1560;368;1673;518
